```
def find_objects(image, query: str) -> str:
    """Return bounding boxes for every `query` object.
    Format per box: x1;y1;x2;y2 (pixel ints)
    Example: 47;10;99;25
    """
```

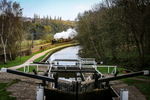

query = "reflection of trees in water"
47;46;81;62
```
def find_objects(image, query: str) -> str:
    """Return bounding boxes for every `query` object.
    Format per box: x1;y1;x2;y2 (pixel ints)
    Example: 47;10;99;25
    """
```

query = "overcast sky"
12;0;102;21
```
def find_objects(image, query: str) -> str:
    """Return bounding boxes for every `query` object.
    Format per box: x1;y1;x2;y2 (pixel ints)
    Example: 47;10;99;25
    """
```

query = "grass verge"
97;66;127;74
0;43;72;69
135;75;150;80
16;66;44;72
121;78;150;100
0;79;20;100
34;49;56;62
17;66;37;72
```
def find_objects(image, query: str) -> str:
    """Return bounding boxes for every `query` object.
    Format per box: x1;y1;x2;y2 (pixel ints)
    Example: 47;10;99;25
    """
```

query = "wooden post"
72;81;76;92
54;73;58;88
76;81;78;100
94;72;98;88
105;81;109;88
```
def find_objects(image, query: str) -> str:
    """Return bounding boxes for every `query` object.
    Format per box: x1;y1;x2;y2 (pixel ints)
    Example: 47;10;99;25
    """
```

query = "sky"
12;0;102;21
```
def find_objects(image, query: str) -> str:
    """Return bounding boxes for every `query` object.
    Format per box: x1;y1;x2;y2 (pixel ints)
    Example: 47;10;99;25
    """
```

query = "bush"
11;43;20;60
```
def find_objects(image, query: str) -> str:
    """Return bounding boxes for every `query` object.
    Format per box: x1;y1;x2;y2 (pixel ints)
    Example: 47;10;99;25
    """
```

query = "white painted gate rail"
95;65;117;74
23;64;50;73
81;58;96;65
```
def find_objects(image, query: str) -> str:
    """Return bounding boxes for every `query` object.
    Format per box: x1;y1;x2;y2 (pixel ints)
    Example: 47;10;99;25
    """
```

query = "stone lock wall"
78;80;95;92
57;81;74;92
57;80;95;93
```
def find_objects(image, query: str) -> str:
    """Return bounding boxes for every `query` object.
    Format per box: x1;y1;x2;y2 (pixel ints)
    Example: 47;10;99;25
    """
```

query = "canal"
46;45;83;81
46;45;81;65
44;45;117;100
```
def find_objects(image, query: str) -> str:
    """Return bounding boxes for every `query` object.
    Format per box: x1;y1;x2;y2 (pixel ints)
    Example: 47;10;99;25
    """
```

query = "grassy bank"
37;43;79;62
104;51;150;71
21;40;44;50
34;49;56;62
97;66;126;74
16;66;42;72
0;53;36;69
0;79;20;100
0;43;73;69
121;78;150;100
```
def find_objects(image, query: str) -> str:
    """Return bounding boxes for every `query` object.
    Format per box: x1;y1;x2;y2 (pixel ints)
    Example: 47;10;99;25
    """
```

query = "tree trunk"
1;16;7;64
89;36;102;60
133;29;146;68
20;41;21;62
3;45;7;64
1;37;7;64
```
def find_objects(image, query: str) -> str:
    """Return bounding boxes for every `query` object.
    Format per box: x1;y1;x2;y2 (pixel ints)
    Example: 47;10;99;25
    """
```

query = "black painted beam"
5;68;55;82
52;65;79;67
53;59;80;61
32;62;49;65
51;69;95;73
98;71;149;83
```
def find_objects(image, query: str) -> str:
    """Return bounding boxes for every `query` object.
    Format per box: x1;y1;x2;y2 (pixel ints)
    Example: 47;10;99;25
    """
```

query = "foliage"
76;0;150;69
23;16;75;40
42;25;51;33
0;0;23;63
42;33;54;43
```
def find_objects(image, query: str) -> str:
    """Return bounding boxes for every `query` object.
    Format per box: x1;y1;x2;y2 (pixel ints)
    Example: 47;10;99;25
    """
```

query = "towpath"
0;43;72;71
0;43;73;100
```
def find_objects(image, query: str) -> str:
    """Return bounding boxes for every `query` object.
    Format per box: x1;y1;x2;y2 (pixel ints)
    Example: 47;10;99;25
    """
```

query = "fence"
94;65;117;74
24;64;50;73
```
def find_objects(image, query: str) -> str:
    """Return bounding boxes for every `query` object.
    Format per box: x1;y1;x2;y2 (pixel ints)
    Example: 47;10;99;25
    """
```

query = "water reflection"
46;46;82;81
46;46;81;65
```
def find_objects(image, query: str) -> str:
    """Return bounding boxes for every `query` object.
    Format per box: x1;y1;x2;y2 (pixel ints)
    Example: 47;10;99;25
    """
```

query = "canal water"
45;45;117;100
46;45;82;81
46;45;81;65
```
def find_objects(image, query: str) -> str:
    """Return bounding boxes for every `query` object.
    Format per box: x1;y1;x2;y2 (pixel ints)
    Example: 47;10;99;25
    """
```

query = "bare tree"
0;0;23;63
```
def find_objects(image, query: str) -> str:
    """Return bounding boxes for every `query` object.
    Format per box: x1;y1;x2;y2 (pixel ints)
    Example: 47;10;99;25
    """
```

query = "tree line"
0;0;23;63
24;14;75;40
76;0;150;68
0;0;75;64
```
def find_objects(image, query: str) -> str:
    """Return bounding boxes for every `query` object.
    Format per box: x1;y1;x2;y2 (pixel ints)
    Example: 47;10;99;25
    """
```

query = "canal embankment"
0;43;78;71
39;43;79;62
